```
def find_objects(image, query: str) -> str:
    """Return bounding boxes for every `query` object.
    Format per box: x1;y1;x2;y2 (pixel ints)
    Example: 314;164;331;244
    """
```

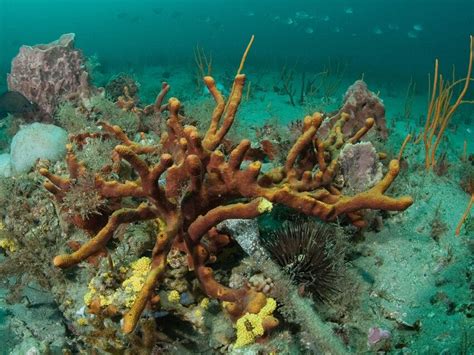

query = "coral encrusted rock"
321;80;387;140
339;141;383;194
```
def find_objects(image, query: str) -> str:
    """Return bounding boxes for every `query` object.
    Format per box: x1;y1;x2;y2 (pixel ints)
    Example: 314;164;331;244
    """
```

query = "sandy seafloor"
0;61;472;354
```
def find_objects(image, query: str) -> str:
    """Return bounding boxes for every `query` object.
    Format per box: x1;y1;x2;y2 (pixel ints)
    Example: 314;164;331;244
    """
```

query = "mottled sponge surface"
7;33;90;118
339;141;383;194
10;123;67;174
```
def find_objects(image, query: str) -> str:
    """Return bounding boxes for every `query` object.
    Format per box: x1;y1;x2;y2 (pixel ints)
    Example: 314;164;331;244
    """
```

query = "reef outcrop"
322;80;388;140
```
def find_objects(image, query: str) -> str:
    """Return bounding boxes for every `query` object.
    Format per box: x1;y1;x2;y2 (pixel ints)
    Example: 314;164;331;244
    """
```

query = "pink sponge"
7;33;92;119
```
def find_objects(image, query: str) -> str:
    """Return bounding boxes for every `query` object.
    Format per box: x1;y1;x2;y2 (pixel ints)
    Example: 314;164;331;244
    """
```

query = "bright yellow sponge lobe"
167;290;180;303
83;256;151;309
233;297;277;349
0;238;16;253
122;257;151;306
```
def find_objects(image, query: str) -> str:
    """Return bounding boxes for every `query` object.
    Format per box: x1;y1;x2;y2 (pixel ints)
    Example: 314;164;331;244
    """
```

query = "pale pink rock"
320;80;388;140
341;80;387;139
339;141;383;194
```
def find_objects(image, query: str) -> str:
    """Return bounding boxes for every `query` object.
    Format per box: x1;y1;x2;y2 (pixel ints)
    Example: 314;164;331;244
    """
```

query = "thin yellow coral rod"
237;34;255;75
462;140;467;162
194;45;212;78
427;73;431;106
194;46;204;75
208;53;213;74
440;35;474;122
422;59;439;166
424;59;439;141
446;37;473;116
427;79;451;144
445;77;474;92
455;194;473;236
415;71;434;145
397;134;412;161
427;76;444;134
430;35;473;167
427;84;454;166
194;46;201;68
223;35;255;115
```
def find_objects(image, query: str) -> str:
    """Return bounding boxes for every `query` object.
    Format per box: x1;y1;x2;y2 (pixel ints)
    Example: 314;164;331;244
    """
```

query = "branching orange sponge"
41;67;412;335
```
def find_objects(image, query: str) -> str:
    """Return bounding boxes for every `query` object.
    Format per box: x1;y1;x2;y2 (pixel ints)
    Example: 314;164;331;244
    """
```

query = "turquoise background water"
0;2;473;353
0;0;473;86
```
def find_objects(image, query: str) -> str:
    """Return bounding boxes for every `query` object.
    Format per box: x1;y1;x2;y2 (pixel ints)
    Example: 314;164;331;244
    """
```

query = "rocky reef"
0;36;431;354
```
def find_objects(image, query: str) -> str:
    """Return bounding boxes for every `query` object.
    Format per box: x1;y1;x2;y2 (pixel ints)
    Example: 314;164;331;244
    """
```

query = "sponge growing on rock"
10;123;67;174
0;153;12;177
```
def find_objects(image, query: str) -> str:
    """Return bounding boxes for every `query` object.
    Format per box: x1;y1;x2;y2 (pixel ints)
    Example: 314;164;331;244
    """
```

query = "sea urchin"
262;221;345;302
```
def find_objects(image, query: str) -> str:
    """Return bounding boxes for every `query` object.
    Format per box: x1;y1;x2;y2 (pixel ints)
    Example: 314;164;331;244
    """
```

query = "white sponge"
10;123;67;174
0;153;12;177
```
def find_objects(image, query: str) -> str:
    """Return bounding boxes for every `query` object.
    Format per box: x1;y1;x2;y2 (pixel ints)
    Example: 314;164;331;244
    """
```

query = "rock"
179;292;195;306
2;283;67;354
341;80;387;139
217;219;266;256
10;123;67;174
339;141;383;194
320;80;387;140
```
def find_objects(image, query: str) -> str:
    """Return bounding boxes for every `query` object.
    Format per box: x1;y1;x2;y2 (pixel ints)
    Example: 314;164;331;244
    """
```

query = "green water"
0;1;472;354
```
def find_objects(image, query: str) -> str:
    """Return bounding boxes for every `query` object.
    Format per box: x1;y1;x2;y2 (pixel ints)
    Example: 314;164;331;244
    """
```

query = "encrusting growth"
40;38;413;335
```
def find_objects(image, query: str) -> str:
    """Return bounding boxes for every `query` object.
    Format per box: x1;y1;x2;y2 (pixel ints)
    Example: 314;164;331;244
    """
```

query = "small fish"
344;7;353;14
0;91;38;118
286;17;294;25
305;27;314;34
322;15;330;22
407;31;418;39
373;27;383;35
388;24;399;30
152;8;163;15
334;26;341;33
295;11;310;20
413;24;423;31
247;11;255;17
